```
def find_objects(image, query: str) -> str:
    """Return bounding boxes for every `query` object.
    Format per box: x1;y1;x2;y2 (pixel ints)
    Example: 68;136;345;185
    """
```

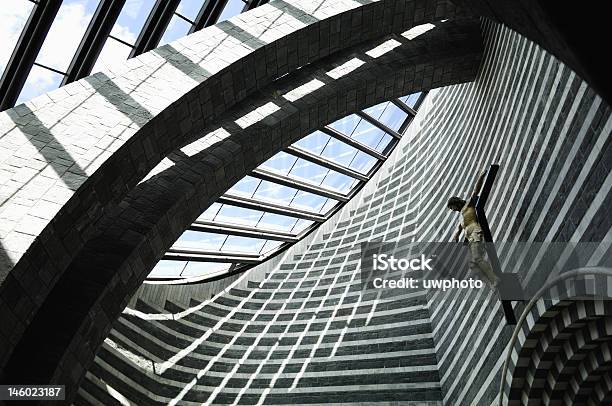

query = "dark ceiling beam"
217;194;326;222
0;0;63;111
391;98;417;116
285;145;369;181
243;0;267;12
164;249;261;263
129;0;181;58
189;0;229;33
251;168;349;202
61;0;126;86
190;221;299;242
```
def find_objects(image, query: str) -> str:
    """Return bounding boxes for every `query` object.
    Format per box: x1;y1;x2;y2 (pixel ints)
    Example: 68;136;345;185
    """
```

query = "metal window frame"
251;168;350;202
189;220;299;242
285;145;369;181
61;0;126;86
0;0;62;111
129;0;181;58
217;194;327;222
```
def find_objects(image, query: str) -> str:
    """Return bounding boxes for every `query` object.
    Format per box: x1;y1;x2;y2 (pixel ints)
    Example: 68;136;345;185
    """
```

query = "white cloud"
0;0;34;73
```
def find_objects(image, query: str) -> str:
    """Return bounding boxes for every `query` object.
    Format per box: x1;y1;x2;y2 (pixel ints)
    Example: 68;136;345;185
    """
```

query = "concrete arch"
1;16;484;399
0;0;609;401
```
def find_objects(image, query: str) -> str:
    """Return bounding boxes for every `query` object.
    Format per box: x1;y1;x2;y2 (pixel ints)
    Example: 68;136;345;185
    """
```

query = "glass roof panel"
159;14;192;46
228;176;261;197
0;0;35;78
375;133;394;153
181;262;232;278
222;235;267;253
320;171;357;193
321;137;359;167
351;119;385;148
177;0;204;21
349;151;377;174
257;213;299;233
111;0;156;45
290;191;332;213
215;205;264;227
288;159;328;186
197;202;222;221
260;151;298;175
294;131;330;154
378;103;408;131
291;219;314;234
261;240;283;255
363;101;389;120
253;180;298;205
36;0;100;73
400;92;422;108
173;231;226;251
217;0;245;23
328;114;360;136
149;260;186;278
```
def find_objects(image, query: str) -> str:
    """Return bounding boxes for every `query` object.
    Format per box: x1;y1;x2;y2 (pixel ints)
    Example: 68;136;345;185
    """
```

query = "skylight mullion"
251;168;349;202
189;0;228;33
190;221;299;242
129;0;181;58
285;146;369;181
391;98;418;116
62;0;126;86
218;195;326;223
320;127;387;161
355;111;402;140
0;0;62;111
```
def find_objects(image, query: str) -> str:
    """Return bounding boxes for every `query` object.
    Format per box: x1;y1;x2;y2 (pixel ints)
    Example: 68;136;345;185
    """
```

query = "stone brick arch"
0;0;466;383
0;0;607;401
501;269;612;406
1;17;484;400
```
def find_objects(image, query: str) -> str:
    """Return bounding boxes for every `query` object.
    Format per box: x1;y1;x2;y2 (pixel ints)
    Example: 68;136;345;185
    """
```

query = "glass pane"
294;131;330;155
290;191;328;213
260;240;283;254
253;180;298;205
257;213;298;233
379;103;407;131
321;137;358;167
17;65;64;105
197;202;222;221
0;0;35;78
174;231;226;250
321;171;356;193
228;176;260;197
260;151;297;175
181;262;231;278
351;119;385;148
363;101;389;120
291;219;314;234
111;0;156;45
349;151;377;174
36;0;100;72
400;92;421;109
177;0;204;21
216;0;244;23
159;14;192;46
91;37;132;75
328;114;360;136
375;133;393;153
149;260;185;278
319;198;338;215
215;205;263;227
289;159;328;186
222;235;266;253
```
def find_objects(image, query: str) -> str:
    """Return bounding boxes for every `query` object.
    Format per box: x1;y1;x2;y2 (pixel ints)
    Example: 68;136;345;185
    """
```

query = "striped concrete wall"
75;20;611;405
413;20;611;405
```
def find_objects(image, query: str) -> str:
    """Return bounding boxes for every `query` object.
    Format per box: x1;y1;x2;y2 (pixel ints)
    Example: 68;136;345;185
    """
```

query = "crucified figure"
447;169;500;287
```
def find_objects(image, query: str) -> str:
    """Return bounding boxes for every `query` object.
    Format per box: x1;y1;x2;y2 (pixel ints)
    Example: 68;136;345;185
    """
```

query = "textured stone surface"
76;21;611;406
1;14;483;400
